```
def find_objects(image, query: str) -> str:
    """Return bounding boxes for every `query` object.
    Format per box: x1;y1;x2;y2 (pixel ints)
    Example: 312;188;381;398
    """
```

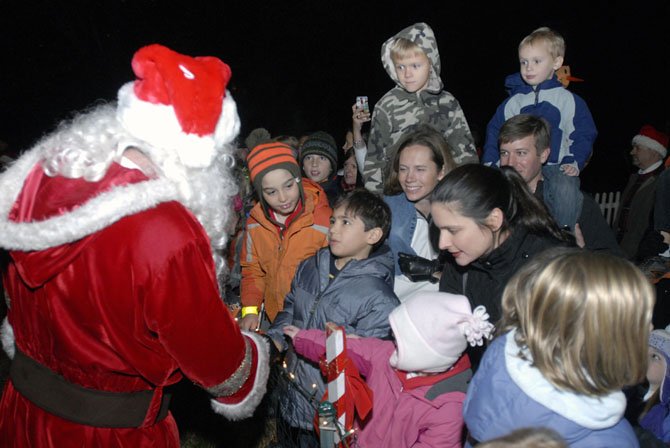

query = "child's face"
431;202;497;266
302;154;332;183
647;347;667;391
328;205;377;266
343;154;358;185
393;51;431;93
398;144;445;204
518;43;563;87
260;168;301;218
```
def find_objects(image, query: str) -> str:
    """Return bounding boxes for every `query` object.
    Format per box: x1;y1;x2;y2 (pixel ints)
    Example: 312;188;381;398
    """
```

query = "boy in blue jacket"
482;27;597;231
266;189;399;447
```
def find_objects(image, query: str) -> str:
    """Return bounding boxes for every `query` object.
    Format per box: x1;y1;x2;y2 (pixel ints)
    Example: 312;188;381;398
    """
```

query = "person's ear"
552;56;564;71
540;147;550;164
486;208;504;232
366;227;384;246
437;164;447;181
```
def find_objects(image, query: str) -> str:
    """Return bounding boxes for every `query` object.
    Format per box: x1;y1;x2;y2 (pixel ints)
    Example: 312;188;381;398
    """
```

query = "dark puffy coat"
267;243;399;429
440;228;565;324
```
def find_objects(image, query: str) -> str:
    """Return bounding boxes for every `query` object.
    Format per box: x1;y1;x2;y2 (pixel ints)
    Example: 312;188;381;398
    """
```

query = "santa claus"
0;44;269;446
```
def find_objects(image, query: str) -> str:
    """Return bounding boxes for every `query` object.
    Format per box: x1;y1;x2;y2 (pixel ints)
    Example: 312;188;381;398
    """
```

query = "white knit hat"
117;44;240;168
388;292;494;373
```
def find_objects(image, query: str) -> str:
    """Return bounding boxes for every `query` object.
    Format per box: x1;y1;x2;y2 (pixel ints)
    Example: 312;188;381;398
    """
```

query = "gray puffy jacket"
267;243;399;429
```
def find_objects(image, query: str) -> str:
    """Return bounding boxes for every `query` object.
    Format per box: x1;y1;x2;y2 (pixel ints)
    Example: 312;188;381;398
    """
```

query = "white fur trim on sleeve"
210;331;270;420
1;317;15;360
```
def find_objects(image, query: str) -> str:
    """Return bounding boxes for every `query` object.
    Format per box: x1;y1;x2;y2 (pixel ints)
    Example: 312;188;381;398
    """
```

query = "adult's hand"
351;103;371;130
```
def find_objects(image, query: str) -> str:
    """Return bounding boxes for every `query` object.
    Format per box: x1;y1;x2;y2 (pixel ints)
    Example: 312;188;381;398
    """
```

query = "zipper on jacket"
306;258;344;327
534;87;540;106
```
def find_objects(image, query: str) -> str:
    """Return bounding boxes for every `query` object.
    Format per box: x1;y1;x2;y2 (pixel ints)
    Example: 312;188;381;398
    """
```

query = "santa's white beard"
160;152;239;288
33;104;240;290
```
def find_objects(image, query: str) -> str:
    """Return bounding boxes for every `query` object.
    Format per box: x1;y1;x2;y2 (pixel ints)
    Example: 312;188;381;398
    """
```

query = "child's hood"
504;330;627;430
381;22;443;93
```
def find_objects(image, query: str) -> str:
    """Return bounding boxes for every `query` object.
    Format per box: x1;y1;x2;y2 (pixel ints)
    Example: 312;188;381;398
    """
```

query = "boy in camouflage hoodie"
361;22;478;193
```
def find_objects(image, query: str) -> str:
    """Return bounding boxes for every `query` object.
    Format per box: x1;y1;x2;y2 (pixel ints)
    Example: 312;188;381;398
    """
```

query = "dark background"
1;0;668;193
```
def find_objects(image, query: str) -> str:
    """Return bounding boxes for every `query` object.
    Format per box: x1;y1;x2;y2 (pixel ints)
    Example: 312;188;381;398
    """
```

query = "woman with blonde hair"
463;248;655;447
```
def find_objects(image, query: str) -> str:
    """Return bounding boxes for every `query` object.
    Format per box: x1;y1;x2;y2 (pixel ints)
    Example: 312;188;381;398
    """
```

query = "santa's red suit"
0;45;269;446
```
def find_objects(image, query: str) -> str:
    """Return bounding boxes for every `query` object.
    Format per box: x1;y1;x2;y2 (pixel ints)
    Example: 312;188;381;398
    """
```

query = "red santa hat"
632;125;669;159
117;44;240;168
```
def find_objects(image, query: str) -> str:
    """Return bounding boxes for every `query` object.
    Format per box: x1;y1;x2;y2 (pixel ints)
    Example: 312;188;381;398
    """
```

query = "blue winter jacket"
464;332;639;447
482;73;597;170
267;244;399;429
384;193;419;276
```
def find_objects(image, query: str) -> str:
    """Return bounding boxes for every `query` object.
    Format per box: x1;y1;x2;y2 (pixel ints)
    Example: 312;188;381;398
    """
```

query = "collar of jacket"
0;146;178;252
470;227;531;275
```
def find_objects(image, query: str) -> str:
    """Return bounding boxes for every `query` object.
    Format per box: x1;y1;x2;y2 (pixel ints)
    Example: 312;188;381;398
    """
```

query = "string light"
279;354;354;447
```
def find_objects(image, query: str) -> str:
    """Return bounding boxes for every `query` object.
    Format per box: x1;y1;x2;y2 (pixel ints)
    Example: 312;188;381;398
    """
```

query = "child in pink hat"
283;291;493;448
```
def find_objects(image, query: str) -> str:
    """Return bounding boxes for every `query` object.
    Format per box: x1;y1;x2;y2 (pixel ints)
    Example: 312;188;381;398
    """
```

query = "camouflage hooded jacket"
363;22;478;192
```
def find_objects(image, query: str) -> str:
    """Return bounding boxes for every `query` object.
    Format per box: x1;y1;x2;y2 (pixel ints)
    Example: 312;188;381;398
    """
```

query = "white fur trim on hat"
210;331;270;420
633;135;667;158
117;83;240;169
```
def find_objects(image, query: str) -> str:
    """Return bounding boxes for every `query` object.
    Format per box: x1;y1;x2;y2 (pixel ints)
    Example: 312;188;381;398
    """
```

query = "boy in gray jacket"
267;189;399;447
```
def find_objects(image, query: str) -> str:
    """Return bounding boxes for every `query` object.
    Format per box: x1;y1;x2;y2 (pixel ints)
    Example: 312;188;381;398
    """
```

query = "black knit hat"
299;131;338;175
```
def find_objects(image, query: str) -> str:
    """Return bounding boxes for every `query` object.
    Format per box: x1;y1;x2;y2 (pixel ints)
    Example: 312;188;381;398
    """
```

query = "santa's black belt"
9;347;171;428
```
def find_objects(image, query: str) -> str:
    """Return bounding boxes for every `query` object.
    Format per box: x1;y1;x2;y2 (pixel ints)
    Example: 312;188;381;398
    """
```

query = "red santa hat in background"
117;44;240;168
633;125;669;159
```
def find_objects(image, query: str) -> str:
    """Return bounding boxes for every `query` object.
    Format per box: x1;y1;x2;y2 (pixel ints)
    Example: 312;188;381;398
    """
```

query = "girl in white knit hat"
283;291;493;448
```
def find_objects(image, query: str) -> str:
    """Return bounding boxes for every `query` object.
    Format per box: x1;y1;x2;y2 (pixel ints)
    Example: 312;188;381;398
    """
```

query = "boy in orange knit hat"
239;142;332;330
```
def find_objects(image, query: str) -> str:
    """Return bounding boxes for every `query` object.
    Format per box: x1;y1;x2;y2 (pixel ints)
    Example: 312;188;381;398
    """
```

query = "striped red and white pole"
325;324;348;443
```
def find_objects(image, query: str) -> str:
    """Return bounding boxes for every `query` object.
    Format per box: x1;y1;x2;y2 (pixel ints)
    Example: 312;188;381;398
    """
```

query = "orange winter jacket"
240;179;331;321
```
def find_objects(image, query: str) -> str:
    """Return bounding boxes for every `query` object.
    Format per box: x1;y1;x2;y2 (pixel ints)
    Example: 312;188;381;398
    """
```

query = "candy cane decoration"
325;324;347;443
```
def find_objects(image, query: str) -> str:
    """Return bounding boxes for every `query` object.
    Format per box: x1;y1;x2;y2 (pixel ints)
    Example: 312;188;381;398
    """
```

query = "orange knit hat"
246;141;302;193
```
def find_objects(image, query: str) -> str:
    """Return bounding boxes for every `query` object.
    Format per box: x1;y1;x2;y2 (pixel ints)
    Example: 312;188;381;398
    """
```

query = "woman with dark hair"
384;125;457;302
340;147;364;192
431;164;571;366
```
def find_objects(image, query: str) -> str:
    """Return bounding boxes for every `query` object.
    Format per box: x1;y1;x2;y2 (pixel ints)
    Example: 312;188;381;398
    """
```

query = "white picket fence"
594;191;621;228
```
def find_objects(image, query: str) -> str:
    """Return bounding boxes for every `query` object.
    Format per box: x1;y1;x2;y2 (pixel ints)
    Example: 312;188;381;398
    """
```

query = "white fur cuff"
210;331;270;420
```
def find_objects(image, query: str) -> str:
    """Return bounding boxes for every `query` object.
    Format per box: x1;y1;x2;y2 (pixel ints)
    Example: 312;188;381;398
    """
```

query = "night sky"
1;1;668;193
